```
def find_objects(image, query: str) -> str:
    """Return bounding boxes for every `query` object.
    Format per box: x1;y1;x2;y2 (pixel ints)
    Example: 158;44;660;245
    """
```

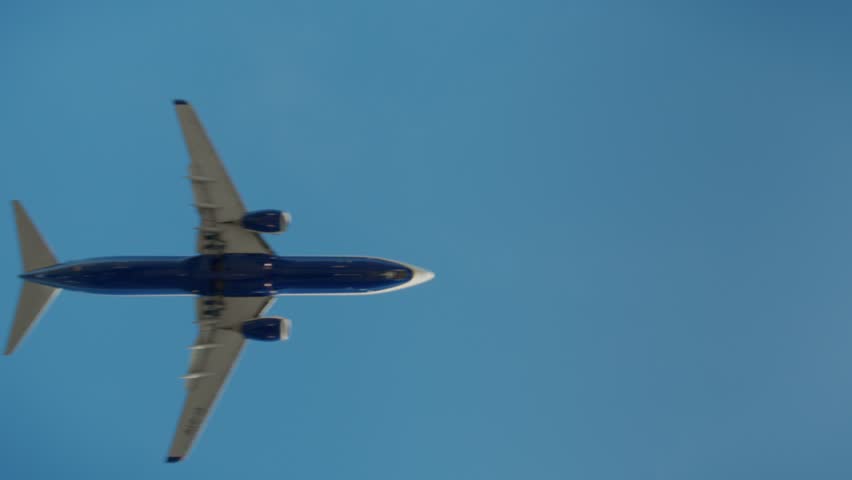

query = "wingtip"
173;99;188;105
166;456;183;463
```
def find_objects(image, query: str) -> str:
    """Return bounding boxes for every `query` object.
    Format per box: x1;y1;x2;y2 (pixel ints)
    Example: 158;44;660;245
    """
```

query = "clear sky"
2;1;852;479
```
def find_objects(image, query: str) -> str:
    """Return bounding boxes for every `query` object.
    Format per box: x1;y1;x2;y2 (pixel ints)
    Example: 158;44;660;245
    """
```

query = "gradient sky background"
2;1;852;479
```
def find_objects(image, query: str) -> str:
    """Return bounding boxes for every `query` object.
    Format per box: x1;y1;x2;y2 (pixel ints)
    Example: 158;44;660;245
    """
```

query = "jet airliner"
6;100;435;462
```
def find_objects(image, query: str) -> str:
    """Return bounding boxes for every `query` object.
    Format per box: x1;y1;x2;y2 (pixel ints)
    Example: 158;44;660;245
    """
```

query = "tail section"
6;201;61;355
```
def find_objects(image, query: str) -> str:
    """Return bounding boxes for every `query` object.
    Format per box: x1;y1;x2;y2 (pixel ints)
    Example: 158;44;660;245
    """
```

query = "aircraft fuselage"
20;255;430;296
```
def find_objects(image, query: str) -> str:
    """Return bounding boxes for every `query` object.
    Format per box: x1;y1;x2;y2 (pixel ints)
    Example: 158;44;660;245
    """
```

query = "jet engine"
241;210;292;234
241;317;292;341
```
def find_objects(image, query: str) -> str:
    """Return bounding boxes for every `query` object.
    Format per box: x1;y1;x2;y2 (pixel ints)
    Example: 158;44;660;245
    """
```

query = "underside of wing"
173;100;273;255
167;296;275;462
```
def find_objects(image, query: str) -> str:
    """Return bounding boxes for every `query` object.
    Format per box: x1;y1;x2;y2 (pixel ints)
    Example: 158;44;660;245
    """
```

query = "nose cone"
409;265;435;287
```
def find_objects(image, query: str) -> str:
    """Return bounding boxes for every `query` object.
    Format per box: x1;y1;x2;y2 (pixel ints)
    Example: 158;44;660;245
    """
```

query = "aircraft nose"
409;266;435;286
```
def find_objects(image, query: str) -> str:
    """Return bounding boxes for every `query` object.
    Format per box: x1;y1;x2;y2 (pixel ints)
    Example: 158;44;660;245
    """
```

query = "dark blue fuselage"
21;255;414;296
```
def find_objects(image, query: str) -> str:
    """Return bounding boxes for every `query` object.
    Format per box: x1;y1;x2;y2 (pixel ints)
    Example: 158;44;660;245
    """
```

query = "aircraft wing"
167;296;275;462
173;100;273;255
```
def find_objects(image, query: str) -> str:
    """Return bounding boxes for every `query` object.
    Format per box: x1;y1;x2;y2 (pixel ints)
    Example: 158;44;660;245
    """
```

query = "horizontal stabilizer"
12;201;57;272
7;201;60;355
5;282;59;355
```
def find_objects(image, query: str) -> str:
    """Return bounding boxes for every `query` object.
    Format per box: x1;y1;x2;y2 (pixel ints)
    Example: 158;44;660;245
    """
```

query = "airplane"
6;99;435;463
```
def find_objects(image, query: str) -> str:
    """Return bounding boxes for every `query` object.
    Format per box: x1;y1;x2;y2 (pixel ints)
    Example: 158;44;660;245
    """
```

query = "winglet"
173;99;188;105
166;456;183;463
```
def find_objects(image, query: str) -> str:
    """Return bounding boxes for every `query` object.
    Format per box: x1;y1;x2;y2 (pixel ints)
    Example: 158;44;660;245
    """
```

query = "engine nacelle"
241;317;292;341
241;210;291;234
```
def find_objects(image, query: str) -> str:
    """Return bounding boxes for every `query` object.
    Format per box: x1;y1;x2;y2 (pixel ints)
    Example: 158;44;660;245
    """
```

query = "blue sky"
2;1;852;479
